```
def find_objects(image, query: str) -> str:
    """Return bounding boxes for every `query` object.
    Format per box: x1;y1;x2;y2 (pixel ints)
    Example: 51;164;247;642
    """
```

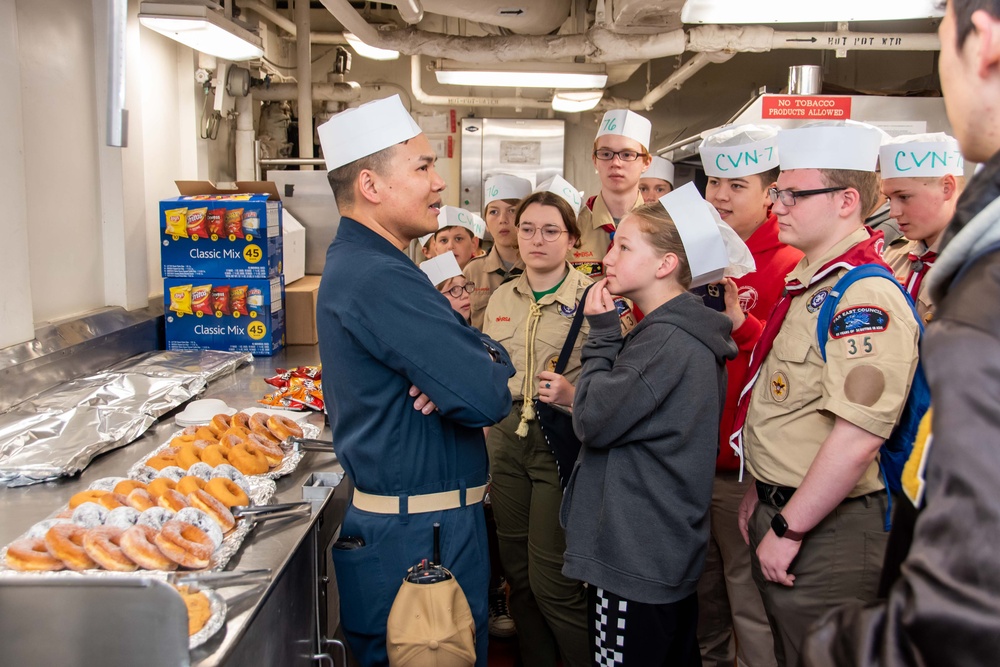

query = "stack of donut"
146;412;302;476
3;475;250;573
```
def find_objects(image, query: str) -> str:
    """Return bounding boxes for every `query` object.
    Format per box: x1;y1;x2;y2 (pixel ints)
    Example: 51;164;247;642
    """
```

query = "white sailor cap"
595;110;652;150
643;156;675;185
535;175;585;217
699;124;780;178
484;174;533;206
436;205;486;239
777;120;885;172
879;132;964;179
318;94;422;172
420;251;464;288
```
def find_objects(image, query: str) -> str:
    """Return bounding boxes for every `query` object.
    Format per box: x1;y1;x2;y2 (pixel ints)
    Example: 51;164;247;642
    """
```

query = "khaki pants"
749;492;889;667
697;472;777;667
487;407;589;667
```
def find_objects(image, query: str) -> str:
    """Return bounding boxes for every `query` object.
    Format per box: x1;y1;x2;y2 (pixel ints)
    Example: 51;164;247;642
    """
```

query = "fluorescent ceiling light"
552;90;603;113
681;0;944;23
139;1;264;61
435;61;608;89
344;32;400;61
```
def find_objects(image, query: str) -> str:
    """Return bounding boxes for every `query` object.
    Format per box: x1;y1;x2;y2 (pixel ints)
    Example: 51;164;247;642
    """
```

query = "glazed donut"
187;462;215;481
146;478;177;499
98;492;127;510
250;423;280;445
231;412;251;431
137;507;175;531
147;449;181;471
120;525;176;570
228;443;268;475
175;508;225;549
71;502;108;528
158;488;190;512
210;464;251;495
188;489;236;533
88;477;125;492
221;426;250;443
83;526;138;572
266;415;303;441
177;443;204;470
201;444;230;467
194;426;218;443
248;433;284;466
249;412;270;431
113;479;148;496
158;466;188;482
44;524;97;571
176;475;206;496
171;433;198;448
24;519;72;540
105;506;140;530
69;489;109;509
155;520;214;569
218;433;243;452
204;477;250;509
126;488;157;511
208;413;232;438
5;537;65;571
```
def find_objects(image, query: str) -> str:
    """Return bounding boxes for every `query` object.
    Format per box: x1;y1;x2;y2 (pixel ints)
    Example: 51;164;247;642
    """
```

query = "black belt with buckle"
756;480;796;508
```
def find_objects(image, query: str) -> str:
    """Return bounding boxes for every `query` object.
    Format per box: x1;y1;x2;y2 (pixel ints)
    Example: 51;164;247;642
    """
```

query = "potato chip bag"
169;284;193;315
211;285;231;315
164;208;188;238
247;287;264;316
191;284;213;315
230;285;249;316
225;208;244;237
242;210;260;238
187;208;209;239
207;209;226;238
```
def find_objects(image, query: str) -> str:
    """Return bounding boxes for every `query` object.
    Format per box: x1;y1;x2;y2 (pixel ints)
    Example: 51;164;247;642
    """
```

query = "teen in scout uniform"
572;109;652;279
423;205;487;270
465;174;532;330
697;124;799;667
731;121;920;667
638;155;675;203
421;250;474;322
316;95;514;666
483;185;596;667
879;132;965;323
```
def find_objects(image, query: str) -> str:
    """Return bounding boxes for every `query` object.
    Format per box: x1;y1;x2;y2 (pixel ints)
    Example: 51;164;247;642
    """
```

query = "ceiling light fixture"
681;0;944;23
552;90;604;113
138;1;264;61
344;32;400;61
435;61;608;89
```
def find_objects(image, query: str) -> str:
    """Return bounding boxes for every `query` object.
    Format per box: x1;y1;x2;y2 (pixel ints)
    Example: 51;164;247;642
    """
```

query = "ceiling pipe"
251;82;362;102
393;0;424;25
409;55;552;109
295;0;314;168
242;0;348;44
604;50;734;111
318;0;383;46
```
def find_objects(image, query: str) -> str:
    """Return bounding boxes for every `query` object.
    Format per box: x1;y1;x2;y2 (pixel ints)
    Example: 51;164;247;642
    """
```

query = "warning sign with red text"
761;96;852;120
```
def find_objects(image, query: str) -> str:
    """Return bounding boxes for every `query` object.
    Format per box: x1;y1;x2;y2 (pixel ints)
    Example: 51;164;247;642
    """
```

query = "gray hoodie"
561;290;737;604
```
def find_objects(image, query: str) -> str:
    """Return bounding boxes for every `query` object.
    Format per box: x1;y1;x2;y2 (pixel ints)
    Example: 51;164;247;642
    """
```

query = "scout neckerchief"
904;248;937;301
728;227;888;480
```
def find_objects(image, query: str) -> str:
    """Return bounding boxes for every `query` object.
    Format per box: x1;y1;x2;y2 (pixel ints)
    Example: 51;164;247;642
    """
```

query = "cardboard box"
282;211;306;284
284;275;321;345
164;277;286;356
160;181;283;280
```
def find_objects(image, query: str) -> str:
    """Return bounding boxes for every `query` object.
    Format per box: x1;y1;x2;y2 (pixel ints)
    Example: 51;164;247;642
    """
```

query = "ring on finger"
545;382;551;389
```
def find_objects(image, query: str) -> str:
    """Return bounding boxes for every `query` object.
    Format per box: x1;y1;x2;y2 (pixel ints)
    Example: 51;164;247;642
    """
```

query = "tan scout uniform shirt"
463;246;524;331
744;228;920;497
570;192;645;279
483;265;592;401
883;238;937;325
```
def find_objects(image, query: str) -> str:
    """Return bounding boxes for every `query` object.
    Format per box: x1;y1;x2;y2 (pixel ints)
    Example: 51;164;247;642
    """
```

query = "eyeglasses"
768;186;847;207
517;224;569;242
593;149;647;162
442;282;475;298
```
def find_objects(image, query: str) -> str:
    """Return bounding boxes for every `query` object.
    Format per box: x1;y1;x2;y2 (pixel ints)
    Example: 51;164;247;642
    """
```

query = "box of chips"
159;182;283;280
163;276;286;356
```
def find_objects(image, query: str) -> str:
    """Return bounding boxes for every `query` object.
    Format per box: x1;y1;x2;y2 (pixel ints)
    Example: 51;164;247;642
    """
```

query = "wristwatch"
770;513;805;541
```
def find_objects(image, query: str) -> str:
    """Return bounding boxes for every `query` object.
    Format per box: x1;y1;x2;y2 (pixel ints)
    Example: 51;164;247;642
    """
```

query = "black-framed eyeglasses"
593;149;647;162
768;186;847;207
443;282;475;298
517;225;569;242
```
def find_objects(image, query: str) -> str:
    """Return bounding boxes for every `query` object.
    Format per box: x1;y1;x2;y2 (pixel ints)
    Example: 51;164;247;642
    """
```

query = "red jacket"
716;213;803;472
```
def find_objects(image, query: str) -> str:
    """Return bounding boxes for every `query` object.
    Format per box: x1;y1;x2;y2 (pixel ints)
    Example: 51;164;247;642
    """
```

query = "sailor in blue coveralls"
316;95;514;666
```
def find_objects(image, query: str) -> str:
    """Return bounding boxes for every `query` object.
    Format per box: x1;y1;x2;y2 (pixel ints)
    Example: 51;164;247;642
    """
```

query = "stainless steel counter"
0;345;349;667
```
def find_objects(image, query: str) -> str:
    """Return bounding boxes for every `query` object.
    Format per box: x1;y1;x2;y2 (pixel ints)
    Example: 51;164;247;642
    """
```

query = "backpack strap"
552;284;595;375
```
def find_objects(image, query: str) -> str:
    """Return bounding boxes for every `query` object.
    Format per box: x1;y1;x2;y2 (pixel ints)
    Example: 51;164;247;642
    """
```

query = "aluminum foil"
189;587;227;650
0;351;252;487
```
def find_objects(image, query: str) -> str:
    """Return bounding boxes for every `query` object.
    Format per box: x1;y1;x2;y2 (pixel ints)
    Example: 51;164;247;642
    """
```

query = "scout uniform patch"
830;306;890;338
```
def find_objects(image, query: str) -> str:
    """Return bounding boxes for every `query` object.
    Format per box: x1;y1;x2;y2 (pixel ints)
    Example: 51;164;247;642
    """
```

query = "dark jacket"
802;151;1000;666
561;291;737;604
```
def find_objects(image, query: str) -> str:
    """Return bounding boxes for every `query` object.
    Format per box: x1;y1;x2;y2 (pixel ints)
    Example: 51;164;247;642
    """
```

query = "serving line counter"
0;345;353;667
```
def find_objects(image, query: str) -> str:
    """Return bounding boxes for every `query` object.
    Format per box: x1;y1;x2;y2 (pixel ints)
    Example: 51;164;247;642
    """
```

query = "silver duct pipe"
295;0;314;169
409;55;551;109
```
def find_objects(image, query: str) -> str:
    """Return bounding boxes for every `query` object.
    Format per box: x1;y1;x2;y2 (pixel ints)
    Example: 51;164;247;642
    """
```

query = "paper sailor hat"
699;124;780;178
318;94;422;172
484;174;533;205
595;110;652;150
643;156;675;184
420;251;464;288
777;120;884;172
535;175;585;217
879;132;964;179
436;205;486;239
658;182;756;288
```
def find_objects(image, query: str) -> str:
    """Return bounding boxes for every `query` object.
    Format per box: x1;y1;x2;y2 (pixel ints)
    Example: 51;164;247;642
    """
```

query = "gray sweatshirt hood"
631;291;737;364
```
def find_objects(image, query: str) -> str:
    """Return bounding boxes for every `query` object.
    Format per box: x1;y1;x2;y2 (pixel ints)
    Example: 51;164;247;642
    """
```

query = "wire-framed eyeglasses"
442;282;475;298
593;149;647;162
517;225;569;242
768;186;847;207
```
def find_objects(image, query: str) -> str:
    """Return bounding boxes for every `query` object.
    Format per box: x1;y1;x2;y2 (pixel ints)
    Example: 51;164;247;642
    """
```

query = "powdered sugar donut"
158;466;188;482
136;507;175;531
187;462;215;481
24;518;73;540
88;477;126;492
71;502;108;528
175;507;225;549
132;466;159;484
210;464;251;495
105;506;140;530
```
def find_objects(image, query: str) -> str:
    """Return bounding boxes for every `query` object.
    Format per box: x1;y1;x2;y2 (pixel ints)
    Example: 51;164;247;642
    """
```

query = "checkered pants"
588;586;701;667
